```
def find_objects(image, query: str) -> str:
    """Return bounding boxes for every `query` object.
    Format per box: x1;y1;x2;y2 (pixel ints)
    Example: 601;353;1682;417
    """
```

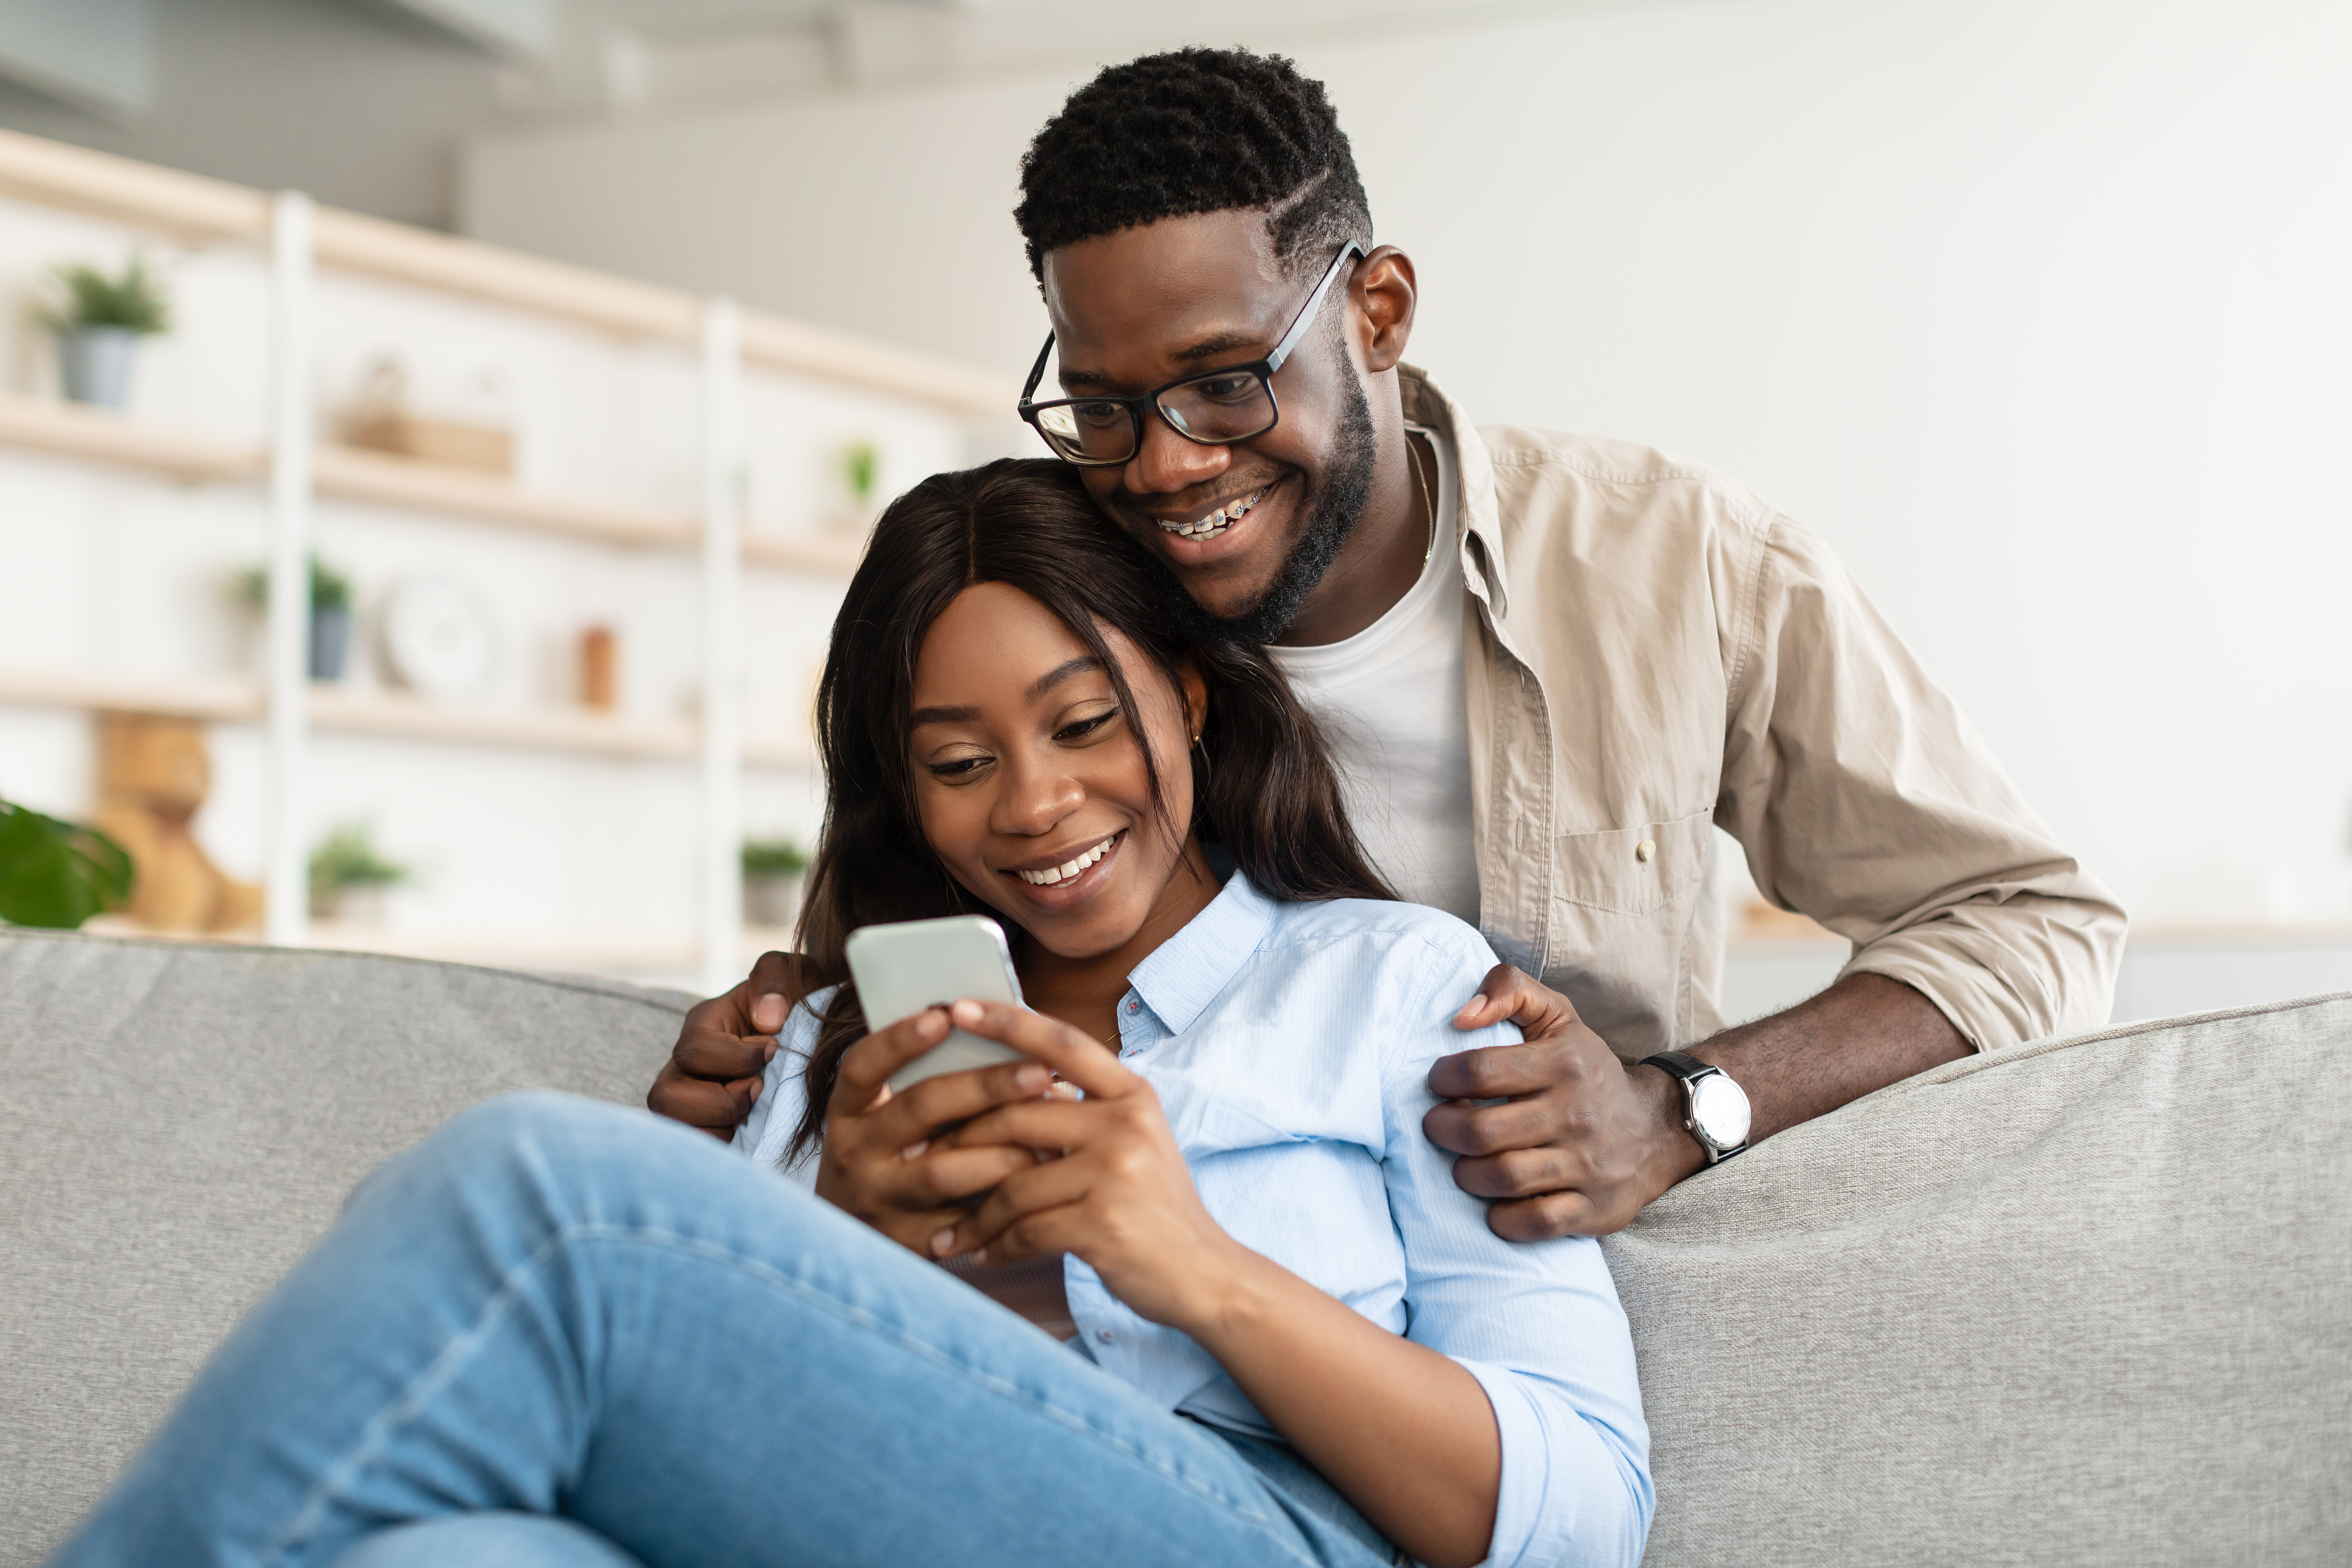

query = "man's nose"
1124;411;1230;498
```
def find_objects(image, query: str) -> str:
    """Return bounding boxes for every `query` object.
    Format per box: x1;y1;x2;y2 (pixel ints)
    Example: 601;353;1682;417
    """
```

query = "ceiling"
0;0;1690;227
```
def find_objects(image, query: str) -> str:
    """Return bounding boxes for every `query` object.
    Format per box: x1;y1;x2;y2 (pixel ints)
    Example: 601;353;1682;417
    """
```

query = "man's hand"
1424;965;1693;1242
646;950;803;1137
1425;965;1972;1241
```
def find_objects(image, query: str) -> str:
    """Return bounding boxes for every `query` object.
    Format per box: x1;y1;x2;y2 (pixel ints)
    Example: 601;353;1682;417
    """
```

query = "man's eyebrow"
1057;331;1269;390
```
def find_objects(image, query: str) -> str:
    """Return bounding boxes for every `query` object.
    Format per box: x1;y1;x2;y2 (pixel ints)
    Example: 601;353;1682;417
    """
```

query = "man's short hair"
1015;48;1373;284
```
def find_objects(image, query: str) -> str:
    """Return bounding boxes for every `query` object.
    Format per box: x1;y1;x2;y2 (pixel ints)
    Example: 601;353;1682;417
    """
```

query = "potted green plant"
0;798;134;929
741;836;809;929
234;556;357;681
308;821;410;925
36;255;172;410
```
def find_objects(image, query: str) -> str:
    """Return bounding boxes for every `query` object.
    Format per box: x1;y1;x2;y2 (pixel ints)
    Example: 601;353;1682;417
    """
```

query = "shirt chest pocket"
1552;808;1712;916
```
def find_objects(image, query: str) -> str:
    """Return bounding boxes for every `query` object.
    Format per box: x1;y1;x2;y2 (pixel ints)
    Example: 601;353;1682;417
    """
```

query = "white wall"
462;0;2352;939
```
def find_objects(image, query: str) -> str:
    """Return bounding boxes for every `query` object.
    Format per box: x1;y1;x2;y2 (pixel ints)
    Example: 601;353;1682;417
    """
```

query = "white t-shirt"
1267;423;1479;925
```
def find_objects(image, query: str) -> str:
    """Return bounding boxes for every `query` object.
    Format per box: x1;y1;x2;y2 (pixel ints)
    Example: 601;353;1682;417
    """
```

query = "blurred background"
0;0;2346;1018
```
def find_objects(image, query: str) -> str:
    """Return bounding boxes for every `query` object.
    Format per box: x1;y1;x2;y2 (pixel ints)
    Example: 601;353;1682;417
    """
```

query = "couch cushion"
0;931;687;1564
1605;990;2352;1566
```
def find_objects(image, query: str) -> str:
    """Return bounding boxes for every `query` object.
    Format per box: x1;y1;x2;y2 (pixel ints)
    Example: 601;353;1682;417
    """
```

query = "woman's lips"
1001;830;1126;908
1012;831;1120;886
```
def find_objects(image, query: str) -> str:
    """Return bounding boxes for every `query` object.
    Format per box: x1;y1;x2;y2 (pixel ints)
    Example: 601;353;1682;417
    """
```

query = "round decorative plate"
380;575;497;702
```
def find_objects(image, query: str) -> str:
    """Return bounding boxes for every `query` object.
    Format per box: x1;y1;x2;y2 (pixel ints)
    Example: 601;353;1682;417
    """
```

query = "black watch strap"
1640;1050;1712;1083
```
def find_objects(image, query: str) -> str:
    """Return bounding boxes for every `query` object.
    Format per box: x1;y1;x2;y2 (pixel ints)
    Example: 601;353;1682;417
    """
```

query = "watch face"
1690;1073;1752;1149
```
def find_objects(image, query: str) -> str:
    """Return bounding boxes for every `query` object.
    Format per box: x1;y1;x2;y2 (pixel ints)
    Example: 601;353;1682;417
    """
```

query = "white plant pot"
743;873;804;930
58;327;141;410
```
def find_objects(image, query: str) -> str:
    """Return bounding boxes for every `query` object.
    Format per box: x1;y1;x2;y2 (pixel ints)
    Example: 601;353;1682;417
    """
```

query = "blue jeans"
48;1094;1396;1568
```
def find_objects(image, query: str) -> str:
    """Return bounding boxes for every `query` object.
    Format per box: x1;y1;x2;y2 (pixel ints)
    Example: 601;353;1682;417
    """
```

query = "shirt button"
1636;838;1657;863
1125;999;1140;1014
1096;1328;1114;1344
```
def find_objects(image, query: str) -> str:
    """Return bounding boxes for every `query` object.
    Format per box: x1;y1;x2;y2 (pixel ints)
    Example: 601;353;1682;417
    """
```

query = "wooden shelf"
310;443;698;549
0;667;813;771
0;393;869;572
0;390;261;484
0;127;1008;417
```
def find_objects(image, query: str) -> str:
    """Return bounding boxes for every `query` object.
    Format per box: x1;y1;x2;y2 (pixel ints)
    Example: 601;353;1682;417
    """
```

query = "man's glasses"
1016;241;1365;468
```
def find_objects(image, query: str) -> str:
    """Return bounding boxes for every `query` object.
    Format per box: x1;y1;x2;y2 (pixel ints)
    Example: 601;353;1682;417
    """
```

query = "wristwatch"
1640;1051;1751;1167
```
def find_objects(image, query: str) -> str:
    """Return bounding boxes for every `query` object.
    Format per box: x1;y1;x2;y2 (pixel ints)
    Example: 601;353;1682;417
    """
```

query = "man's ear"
1354;245;1418;375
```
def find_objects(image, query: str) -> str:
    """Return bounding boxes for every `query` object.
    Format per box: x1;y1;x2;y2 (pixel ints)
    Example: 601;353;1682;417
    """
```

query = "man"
653;48;2124;1239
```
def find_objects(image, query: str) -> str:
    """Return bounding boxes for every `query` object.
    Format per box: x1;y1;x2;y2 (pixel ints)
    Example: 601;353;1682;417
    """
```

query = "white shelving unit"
0;128;1004;991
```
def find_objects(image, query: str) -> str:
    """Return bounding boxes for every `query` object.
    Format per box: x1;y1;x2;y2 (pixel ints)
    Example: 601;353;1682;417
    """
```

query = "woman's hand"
929;999;1252;1333
813;1006;1069;1259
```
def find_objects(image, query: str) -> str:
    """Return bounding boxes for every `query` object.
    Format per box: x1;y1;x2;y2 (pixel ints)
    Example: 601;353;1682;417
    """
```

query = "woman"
50;461;1649;1568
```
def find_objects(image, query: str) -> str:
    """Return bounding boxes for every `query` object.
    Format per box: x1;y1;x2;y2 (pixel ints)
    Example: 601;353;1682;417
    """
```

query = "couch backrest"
1605;990;2352;1566
4;930;2346;1565
0;931;686;1563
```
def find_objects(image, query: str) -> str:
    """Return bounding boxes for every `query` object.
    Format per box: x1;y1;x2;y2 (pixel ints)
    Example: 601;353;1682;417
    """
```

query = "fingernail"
971;1248;987;1267
930;1228;957;1258
950;999;981;1024
750;994;786;1032
900;1140;927;1160
745;1080;761;1102
763;1042;779;1062
1014;1064;1049;1092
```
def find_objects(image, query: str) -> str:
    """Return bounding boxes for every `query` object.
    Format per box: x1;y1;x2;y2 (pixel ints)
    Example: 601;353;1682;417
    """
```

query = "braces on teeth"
1017;833;1120;886
1158;492;1262;539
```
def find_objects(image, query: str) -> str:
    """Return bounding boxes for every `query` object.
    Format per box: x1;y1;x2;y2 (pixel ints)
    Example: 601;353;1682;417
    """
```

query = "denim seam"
259;1227;578;1567
561;1224;1309;1549
258;1219;1316;1567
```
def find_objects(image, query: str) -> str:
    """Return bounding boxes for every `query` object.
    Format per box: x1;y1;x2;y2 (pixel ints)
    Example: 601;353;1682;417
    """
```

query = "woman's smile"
1005;828;1126;893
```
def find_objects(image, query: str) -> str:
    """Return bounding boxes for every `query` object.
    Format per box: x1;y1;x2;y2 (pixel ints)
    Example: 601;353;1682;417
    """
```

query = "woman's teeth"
1016;833;1119;887
1158;491;1262;541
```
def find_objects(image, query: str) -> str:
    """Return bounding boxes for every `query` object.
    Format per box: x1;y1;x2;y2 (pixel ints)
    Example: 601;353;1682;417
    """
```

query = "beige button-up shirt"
1405;367;2127;1057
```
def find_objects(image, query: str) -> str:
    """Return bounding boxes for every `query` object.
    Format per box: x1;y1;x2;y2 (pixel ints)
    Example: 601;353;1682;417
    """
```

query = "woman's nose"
990;755;1084;838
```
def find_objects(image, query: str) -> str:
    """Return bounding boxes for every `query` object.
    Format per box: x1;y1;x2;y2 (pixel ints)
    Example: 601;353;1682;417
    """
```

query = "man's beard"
1147;370;1378;648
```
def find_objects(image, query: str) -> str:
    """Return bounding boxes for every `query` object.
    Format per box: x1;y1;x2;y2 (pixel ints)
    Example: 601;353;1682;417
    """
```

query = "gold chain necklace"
1410;431;1437;565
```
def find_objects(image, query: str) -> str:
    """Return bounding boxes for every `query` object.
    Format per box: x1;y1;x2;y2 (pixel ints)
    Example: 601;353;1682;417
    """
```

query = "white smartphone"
844;915;1028;1094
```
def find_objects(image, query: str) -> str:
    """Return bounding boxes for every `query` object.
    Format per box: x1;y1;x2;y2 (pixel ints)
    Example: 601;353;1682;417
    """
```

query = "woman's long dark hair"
783;457;1393;1163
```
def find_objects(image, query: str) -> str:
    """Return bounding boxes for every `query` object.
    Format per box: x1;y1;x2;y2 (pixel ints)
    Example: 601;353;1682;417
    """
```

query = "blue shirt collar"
1125;871;1278;1035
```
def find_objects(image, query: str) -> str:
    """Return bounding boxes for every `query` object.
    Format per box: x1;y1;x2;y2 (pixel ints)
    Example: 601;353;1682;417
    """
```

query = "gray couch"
3;928;2345;1565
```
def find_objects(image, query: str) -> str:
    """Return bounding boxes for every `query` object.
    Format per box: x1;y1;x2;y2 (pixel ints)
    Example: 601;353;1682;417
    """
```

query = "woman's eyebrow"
1027;656;1102;699
908;658;1101;727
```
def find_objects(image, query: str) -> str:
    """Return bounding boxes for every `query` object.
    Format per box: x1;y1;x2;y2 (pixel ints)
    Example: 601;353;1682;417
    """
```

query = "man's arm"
1427;510;2123;1239
1429;968;1963;1239
646;950;803;1135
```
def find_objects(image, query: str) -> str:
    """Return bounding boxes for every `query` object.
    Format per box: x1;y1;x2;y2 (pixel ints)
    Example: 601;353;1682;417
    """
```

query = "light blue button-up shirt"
739;873;1652;1568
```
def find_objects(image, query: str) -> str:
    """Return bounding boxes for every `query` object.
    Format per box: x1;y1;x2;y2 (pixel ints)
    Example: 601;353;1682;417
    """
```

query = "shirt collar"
1125;871;1279;1035
1398;363;1509;619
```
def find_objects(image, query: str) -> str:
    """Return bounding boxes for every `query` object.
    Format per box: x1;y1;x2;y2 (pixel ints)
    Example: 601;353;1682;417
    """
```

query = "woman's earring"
1191;732;1202;748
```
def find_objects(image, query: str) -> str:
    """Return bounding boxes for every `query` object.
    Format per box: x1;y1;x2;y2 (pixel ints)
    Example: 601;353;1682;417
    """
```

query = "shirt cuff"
1455;1357;1651;1568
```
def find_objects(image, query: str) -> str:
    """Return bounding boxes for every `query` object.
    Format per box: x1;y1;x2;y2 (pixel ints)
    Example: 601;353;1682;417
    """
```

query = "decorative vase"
743;872;803;930
58;327;141;410
309;605;352;681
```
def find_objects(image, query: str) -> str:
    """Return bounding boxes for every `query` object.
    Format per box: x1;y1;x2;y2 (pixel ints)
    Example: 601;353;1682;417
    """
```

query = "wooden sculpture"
90;714;265;934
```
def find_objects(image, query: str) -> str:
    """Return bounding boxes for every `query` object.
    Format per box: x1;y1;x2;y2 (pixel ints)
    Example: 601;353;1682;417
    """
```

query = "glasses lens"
1158;370;1275;445
1036;400;1135;463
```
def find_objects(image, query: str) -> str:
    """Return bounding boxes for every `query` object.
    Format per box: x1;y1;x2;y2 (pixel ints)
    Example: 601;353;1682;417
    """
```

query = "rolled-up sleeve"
1384;939;1654;1568
1715;517;2127;1048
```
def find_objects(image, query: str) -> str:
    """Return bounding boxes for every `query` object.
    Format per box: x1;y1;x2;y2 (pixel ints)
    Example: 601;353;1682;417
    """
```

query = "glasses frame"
1016;240;1366;468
